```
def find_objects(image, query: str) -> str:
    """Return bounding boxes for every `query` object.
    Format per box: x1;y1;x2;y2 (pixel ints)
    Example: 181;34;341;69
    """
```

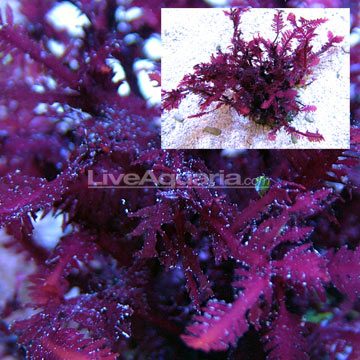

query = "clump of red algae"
162;9;344;141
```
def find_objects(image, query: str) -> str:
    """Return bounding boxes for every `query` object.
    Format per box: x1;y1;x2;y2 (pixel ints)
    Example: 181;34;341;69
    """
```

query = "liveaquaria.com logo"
87;170;271;190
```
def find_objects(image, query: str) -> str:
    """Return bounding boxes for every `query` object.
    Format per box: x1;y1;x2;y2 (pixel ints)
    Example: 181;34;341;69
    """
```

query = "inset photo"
161;8;350;149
